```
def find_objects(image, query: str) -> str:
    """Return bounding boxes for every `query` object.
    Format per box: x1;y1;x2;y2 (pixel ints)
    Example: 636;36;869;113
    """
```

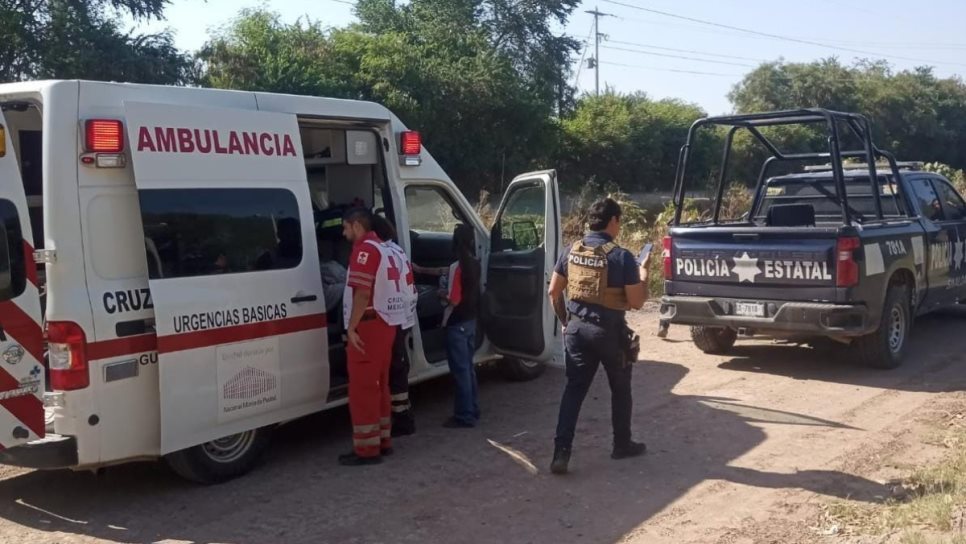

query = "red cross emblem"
386;256;402;292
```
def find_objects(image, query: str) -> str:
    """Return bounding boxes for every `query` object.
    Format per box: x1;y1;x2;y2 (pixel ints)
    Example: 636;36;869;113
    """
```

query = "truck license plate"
734;301;765;317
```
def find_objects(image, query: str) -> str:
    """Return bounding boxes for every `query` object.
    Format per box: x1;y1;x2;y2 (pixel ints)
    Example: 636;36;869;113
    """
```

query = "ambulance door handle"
290;294;318;304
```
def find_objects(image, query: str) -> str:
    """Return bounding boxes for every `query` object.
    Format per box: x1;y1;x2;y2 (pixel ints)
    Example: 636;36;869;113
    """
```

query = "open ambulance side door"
0;112;45;449
483;170;561;362
124;102;327;455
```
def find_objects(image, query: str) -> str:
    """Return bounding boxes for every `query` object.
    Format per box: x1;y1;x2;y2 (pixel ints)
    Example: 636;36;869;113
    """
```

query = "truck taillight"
662;235;673;279
836;236;861;288
46;321;90;391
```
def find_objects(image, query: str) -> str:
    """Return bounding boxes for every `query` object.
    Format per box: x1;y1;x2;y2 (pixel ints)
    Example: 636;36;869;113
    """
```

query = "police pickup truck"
660;109;966;369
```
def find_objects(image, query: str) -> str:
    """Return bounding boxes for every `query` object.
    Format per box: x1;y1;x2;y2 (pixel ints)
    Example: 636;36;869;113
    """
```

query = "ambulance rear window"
140;188;302;279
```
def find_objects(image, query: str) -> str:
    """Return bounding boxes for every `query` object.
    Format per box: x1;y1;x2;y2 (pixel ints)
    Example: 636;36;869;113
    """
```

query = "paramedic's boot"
338;452;383;466
550;445;571;475
611;440;647;460
391;411;416;437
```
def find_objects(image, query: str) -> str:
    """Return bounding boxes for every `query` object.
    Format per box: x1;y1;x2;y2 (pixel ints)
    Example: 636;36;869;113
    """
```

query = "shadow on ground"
0;351;897;544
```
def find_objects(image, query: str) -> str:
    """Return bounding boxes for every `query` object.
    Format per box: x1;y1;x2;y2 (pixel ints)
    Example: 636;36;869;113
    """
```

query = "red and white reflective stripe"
81;313;327;361
0;297;45;449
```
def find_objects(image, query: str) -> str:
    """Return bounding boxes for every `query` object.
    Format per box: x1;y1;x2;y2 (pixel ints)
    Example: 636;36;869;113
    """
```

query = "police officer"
548;197;650;475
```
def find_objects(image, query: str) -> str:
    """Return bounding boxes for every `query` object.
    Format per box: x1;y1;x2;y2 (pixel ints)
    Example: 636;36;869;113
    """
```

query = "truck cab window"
909;178;944;221
0;200;25;301
933;179;966;221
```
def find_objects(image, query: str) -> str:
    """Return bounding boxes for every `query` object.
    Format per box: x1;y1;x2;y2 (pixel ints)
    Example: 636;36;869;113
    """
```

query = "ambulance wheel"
165;426;274;484
690;326;737;355
500;357;546;381
854;284;909;370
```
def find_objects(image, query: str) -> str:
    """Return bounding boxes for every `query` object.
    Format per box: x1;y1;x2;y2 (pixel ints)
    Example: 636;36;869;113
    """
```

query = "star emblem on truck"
732;252;762;283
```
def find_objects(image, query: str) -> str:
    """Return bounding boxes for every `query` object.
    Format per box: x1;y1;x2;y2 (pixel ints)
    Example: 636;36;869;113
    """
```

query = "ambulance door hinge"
33;249;56;264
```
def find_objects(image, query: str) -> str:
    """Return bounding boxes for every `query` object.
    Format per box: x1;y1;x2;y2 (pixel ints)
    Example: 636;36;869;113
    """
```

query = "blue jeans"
446;319;480;425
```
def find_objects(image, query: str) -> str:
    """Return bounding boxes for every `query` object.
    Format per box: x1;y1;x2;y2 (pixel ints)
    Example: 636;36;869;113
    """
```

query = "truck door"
907;177;957;309
0;114;44;448
124;102;328;454
931;177;966;301
483;170;561;362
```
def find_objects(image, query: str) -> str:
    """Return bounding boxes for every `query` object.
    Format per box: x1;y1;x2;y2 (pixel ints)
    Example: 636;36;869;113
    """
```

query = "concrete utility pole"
585;7;612;96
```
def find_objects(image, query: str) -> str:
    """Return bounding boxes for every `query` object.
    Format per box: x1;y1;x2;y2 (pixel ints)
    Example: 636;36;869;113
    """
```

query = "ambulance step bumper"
0;434;77;469
660;296;871;335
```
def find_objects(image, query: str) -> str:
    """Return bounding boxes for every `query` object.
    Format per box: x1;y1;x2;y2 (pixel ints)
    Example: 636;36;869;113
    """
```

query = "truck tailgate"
667;226;841;301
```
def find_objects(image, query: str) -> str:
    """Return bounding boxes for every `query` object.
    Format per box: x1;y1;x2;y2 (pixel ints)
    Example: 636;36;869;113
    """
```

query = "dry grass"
821;430;966;540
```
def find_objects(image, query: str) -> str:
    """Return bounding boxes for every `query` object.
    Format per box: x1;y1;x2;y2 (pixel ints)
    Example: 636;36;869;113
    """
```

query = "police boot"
611;440;647;460
550;446;571;475
391;411;416;437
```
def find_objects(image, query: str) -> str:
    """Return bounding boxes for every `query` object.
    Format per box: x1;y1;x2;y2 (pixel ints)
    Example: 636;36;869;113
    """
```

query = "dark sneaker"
550;446;571;475
381;447;394;457
611;441;647;460
391;414;416;437
338;452;383;466
442;417;475;429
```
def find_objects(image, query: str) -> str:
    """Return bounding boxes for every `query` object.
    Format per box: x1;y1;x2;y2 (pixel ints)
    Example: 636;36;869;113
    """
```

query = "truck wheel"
165;426;274;484
855;285;910;370
500;357;546;381
690;326;737;354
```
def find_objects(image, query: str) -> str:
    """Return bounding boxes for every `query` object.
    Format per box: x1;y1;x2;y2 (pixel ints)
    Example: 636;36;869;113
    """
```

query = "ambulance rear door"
0;112;44;449
483;170;561;362
124;102;328;454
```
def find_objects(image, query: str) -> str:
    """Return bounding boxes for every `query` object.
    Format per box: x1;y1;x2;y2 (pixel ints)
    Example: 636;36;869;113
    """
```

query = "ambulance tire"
165;426;274;484
690;326;737;355
500;357;546;381
855;284;909;370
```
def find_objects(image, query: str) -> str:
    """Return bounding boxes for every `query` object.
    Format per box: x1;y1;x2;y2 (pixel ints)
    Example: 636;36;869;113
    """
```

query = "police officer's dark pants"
555;318;632;449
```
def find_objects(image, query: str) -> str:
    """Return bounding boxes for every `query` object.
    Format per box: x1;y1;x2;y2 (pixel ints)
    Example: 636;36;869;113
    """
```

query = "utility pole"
585;7;612;96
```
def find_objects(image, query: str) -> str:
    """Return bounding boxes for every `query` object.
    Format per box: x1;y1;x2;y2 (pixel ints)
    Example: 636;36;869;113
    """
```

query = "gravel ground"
0;306;964;544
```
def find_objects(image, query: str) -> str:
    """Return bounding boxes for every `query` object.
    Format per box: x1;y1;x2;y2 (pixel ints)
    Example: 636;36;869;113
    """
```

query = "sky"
128;0;966;115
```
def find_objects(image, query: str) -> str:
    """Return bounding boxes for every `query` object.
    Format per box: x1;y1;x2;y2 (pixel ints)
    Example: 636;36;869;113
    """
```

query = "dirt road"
0;307;964;544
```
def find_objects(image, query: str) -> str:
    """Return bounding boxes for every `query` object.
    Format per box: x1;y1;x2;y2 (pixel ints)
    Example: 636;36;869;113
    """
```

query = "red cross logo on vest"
387;256;401;292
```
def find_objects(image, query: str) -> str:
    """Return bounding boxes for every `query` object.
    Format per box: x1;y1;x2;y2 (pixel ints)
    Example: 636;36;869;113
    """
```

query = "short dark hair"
342;207;373;232
372;214;397;242
587;198;621;231
452;223;475;256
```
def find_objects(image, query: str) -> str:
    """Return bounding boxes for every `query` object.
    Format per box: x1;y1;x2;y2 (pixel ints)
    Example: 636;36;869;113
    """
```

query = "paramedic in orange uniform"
341;208;397;466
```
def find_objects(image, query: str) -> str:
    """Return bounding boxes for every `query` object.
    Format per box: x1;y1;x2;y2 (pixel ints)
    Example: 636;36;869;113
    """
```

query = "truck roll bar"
671;108;902;226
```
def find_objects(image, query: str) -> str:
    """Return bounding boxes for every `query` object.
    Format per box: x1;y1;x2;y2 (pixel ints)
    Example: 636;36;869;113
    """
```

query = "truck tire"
690;326;737;355
165;426;274;484
854;284;910;370
500;357;547;381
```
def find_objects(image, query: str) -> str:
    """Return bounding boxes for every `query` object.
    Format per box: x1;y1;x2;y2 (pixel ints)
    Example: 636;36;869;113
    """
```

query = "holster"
619;324;641;365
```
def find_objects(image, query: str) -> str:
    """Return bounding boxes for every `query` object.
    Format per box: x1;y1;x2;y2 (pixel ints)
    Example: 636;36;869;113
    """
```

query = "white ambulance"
0;80;561;483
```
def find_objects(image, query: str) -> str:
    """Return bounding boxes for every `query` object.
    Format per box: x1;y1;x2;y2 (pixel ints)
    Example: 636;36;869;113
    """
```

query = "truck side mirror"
0;222;11;300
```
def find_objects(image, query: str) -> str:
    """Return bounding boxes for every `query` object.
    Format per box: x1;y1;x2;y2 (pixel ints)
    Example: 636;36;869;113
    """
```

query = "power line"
607;39;767;63
586;7;615;95
600;0;966;69
600;61;741;78
574;21;595;88
602;45;756;68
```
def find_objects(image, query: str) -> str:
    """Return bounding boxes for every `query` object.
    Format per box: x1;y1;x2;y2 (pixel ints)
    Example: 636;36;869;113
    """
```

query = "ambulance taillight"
47;321;90;391
83;119;126;168
399;131;421;166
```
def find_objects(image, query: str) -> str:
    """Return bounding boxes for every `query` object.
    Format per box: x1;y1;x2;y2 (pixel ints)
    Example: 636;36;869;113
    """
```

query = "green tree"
199;5;577;195
0;0;192;84
729;59;966;172
559;91;719;193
